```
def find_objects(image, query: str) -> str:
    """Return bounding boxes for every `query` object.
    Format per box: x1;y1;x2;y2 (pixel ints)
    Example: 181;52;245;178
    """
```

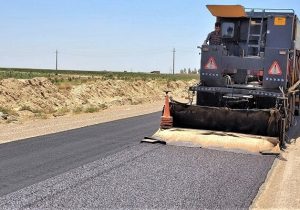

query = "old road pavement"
0;112;281;209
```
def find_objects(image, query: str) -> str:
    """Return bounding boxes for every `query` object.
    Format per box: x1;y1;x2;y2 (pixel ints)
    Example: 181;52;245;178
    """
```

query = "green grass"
0;67;198;83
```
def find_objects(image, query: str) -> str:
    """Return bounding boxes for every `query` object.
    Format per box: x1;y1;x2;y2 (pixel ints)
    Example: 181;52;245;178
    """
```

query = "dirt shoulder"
251;139;300;209
0;101;163;144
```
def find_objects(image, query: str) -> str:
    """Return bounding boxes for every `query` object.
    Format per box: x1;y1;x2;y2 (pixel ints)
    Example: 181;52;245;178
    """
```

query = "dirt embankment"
0;77;196;122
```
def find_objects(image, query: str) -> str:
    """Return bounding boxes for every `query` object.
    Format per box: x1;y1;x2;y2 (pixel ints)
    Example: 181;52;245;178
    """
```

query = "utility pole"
197;46;202;73
55;50;58;72
172;48;176;75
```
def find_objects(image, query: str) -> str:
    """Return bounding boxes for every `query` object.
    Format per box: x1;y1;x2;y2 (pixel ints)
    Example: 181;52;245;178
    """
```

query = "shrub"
0;106;18;116
73;106;83;114
98;104;108;110
55;107;69;116
19;105;32;112
34;112;48;119
84;106;99;113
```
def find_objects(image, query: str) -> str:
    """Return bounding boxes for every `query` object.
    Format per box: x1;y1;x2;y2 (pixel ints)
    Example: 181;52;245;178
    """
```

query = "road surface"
0;112;276;209
0;112;160;196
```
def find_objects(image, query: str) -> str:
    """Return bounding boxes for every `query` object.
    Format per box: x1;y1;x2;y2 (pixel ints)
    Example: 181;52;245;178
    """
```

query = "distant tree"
181;68;201;74
192;68;198;74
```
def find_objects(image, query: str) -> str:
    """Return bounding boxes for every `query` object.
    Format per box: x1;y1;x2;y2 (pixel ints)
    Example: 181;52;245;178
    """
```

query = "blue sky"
0;0;299;73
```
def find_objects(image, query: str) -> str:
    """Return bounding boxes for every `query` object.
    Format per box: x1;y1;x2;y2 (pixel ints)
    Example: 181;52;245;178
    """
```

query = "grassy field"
0;67;198;84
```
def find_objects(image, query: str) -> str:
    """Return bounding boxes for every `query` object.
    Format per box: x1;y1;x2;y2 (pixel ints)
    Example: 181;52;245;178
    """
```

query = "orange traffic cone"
160;91;173;129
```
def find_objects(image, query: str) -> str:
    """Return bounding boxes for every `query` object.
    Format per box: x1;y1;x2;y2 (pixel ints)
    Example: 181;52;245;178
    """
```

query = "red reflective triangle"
268;61;282;75
204;57;218;70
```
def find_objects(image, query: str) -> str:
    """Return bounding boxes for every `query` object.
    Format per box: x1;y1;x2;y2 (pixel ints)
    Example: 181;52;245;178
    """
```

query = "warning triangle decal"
268;61;282;75
204;57;218;70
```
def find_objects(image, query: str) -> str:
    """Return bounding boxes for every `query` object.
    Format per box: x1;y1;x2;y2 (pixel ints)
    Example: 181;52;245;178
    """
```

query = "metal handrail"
245;8;294;15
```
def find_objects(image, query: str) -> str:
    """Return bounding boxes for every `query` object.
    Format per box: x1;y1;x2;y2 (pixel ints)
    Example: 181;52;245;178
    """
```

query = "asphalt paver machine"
144;5;300;154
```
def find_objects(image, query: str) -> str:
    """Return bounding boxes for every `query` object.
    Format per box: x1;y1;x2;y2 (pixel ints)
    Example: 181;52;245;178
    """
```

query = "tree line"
179;68;199;74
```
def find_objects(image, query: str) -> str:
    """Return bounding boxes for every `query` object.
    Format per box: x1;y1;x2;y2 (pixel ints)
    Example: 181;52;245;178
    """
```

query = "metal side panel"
222;56;264;70
296;17;300;49
266;15;294;49
201;45;224;86
263;48;288;89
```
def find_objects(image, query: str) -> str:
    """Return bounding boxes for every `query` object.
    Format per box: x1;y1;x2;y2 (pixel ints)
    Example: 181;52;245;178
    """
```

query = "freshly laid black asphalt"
0;144;275;209
0;111;285;209
0;112;161;196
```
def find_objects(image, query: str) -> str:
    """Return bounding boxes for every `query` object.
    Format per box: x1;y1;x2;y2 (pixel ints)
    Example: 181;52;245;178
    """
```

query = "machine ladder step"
251;22;262;26
250;34;261;37
248;44;260;48
246;10;265;56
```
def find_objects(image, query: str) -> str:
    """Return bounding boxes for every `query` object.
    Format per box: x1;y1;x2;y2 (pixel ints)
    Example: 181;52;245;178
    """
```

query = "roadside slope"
0;77;195;122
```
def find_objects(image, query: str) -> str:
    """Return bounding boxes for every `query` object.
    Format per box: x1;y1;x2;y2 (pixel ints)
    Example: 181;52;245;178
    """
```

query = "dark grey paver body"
0;144;275;209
